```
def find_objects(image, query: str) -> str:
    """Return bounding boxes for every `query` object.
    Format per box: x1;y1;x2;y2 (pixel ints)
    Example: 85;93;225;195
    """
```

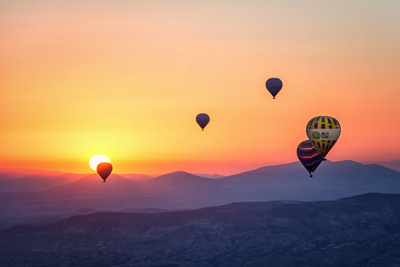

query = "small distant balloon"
97;162;113;182
196;113;210;131
266;78;283;99
297;140;323;178
306;116;341;159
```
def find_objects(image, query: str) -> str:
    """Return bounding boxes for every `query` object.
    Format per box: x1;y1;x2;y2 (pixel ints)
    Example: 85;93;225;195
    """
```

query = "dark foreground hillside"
2;193;400;266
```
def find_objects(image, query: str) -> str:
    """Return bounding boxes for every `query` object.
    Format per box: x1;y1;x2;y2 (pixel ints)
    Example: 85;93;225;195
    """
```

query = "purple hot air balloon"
297;140;323;178
266;78;283;99
196;113;210;131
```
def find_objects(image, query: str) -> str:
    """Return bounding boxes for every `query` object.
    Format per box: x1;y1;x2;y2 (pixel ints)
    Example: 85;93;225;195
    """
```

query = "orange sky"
1;1;399;175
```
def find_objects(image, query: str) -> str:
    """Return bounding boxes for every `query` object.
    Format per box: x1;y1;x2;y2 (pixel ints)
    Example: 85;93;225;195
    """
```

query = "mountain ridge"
2;192;400;266
1;160;399;230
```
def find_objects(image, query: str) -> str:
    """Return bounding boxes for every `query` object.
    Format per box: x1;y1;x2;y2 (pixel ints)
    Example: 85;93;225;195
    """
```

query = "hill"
375;160;400;172
1;193;400;266
1;160;399;229
0;169;83;192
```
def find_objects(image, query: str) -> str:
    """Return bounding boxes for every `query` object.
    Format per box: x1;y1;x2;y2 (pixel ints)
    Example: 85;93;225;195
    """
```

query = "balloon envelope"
306;116;341;159
266;78;283;99
96;162;113;182
196;113;210;131
297;140;323;177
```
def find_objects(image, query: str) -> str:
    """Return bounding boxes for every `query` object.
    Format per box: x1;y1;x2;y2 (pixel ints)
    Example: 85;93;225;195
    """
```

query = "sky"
1;0;399;175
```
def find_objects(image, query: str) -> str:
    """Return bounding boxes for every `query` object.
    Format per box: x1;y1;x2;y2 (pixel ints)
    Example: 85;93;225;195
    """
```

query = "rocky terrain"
1;193;400;266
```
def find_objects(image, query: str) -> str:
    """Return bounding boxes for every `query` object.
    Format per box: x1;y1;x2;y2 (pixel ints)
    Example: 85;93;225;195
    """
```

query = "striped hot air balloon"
297;140;324;177
306;116;341;159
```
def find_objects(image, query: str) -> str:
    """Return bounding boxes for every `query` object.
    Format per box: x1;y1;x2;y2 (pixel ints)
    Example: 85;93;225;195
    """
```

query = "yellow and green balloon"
306;116;341;159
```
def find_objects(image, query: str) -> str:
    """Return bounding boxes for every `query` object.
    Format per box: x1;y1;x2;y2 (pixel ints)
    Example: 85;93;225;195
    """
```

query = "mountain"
44;171;222;208
1;193;400;266
149;171;218;188
194;173;225;179
375;160;400;172
1;160;400;230
119;173;153;180
118;207;170;213
45;173;141;197
0;169;83;192
219;160;400;201
119;161;400;206
0;207;108;229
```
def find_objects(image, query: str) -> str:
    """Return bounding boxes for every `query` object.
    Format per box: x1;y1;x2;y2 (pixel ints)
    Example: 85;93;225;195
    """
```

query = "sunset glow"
89;155;110;171
1;1;399;175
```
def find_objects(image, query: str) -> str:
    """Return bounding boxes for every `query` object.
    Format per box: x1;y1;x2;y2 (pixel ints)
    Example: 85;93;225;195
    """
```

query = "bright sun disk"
89;155;111;171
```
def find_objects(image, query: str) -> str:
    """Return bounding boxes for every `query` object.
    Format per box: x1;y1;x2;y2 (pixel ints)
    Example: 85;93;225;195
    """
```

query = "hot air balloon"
196;113;210;131
306;116;341;159
297;140;323;177
266;78;282;99
96;162;113;182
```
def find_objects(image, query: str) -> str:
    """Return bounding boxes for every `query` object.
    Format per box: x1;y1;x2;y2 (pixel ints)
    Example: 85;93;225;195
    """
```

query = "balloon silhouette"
96;162;113;182
196;113;210;131
297;140;323;178
306;116;341;159
266;78;283;99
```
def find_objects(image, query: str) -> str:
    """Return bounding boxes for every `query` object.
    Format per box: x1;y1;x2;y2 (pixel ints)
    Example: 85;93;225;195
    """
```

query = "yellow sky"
1;1;399;174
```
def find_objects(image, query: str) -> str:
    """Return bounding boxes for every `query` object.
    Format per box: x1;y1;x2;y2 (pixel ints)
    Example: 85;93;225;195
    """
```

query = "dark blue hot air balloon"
297;140;323;178
196;113;210;131
266;78;283;99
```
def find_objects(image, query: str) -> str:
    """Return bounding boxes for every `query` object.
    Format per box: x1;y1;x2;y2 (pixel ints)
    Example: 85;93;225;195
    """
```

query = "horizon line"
0;159;386;176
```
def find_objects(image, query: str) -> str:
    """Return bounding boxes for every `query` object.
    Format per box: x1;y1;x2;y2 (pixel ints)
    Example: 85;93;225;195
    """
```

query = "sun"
89;155;111;171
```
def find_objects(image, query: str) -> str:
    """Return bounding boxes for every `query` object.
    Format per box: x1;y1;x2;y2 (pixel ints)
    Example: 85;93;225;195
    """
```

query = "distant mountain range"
366;160;400;172
0;160;399;229
0;169;83;192
1;192;400;266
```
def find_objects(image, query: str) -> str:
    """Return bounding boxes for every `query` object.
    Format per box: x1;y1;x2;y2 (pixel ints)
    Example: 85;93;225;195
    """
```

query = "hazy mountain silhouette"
118;207;171;213
1;160;399;229
1;193;400;266
45;173;141;197
0;169;83;192
119;173;154;180
375;160;400;172
149;171;218;189
219;160;400;201
194;173;225;179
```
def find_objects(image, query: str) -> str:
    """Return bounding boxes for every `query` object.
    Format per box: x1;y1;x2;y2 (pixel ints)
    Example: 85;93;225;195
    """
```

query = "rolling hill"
1;193;400;266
